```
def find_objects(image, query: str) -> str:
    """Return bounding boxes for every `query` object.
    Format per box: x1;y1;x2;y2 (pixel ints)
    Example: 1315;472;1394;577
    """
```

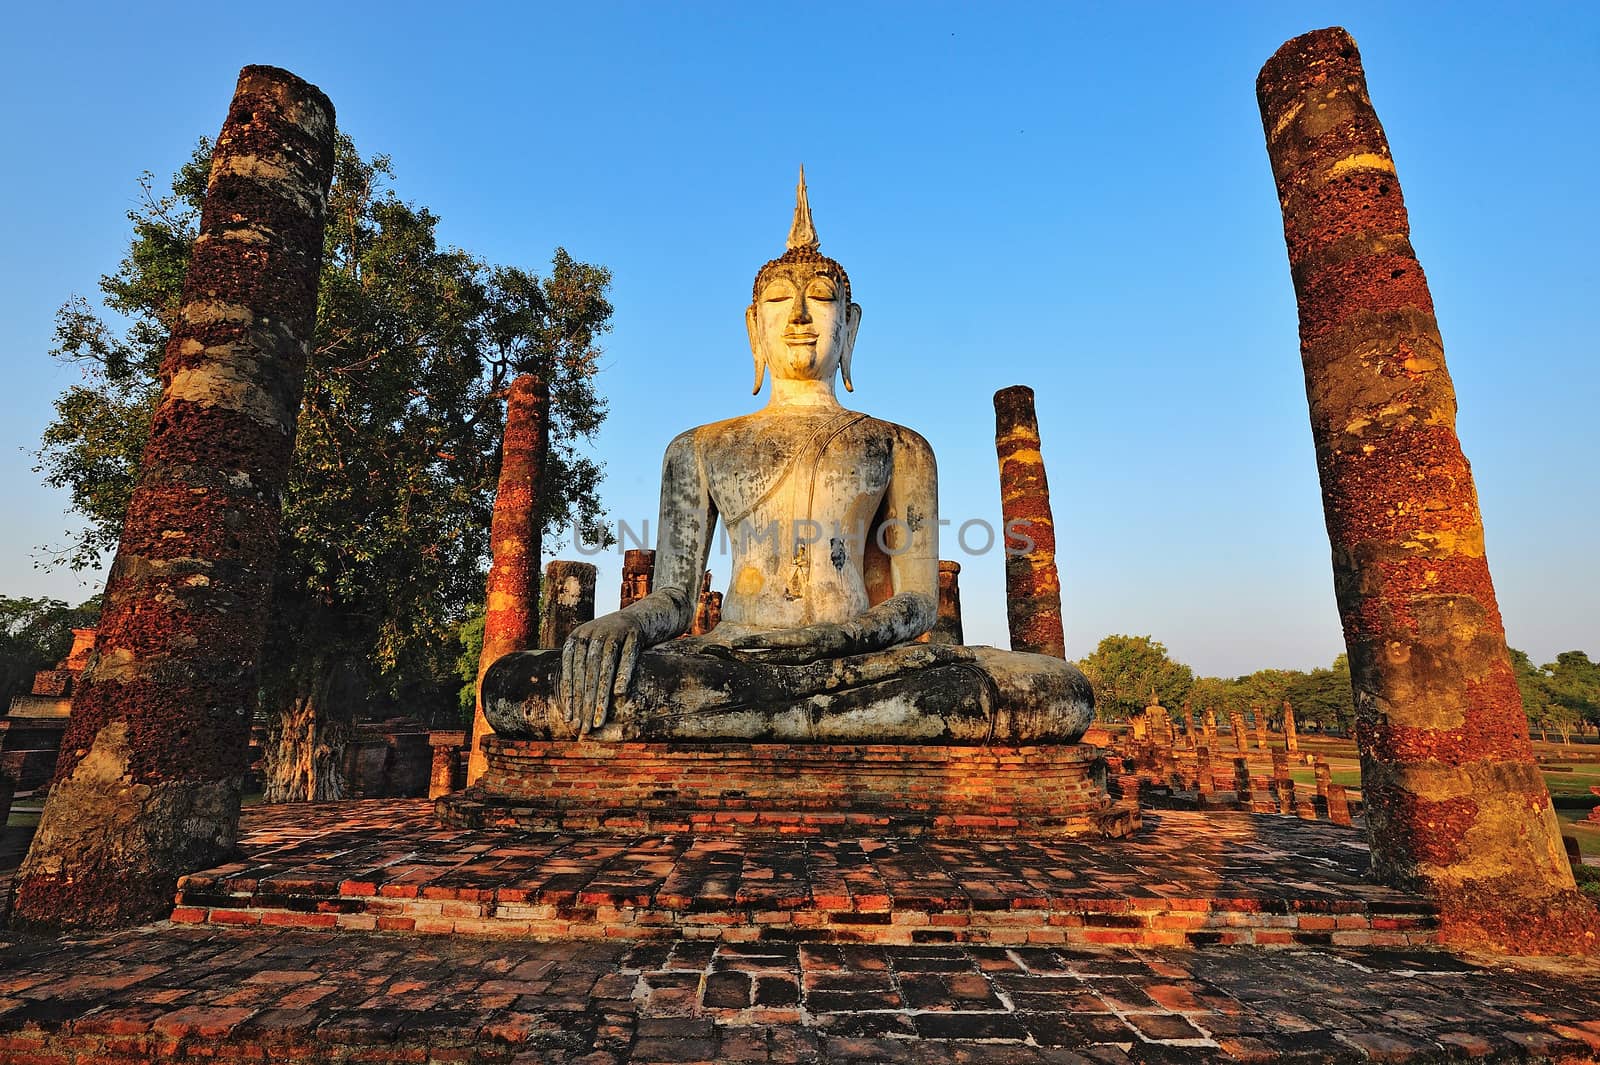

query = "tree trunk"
262;663;351;802
10;67;335;932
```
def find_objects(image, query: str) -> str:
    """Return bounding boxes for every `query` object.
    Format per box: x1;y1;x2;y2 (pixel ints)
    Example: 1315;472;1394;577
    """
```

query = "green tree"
1283;654;1353;734
1544;651;1600;733
36;136;613;800
0;597;100;702
1077;635;1194;722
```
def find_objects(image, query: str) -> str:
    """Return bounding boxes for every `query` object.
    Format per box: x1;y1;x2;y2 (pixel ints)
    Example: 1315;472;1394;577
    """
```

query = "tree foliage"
36;135;614;796
1077;635;1194;721
0;596;100;701
1187;654;1353;735
1512;647;1599;743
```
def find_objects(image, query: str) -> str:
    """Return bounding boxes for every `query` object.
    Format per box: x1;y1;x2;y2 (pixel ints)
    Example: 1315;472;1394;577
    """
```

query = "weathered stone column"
1229;711;1249;755
689;571;723;637
12;67;335;931
928;560;965;645
1202;707;1217;740
1282;699;1299;752
620;548;655;609
538;560;596;648
993;386;1065;658
1259;27;1593;951
467;374;547;785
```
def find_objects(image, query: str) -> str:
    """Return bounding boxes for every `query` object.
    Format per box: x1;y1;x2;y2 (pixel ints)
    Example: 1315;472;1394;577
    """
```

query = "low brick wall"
440;739;1135;838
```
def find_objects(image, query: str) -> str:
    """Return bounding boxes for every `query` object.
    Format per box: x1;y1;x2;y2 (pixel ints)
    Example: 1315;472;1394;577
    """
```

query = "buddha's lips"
784;333;818;346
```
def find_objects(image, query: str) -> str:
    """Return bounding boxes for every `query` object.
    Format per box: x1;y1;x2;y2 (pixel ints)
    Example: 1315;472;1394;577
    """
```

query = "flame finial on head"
788;165;819;251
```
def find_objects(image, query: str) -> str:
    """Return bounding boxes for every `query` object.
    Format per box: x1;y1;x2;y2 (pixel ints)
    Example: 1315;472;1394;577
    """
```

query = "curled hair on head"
752;248;852;305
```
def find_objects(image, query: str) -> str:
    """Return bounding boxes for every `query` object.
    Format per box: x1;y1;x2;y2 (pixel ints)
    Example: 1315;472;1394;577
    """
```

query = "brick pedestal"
440;739;1135;838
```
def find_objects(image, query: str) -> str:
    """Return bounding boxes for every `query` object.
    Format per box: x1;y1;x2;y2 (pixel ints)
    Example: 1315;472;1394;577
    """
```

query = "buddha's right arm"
561;429;716;732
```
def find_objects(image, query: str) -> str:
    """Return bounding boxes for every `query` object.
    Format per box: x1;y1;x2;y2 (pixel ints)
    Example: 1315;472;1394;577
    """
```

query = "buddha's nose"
789;295;811;324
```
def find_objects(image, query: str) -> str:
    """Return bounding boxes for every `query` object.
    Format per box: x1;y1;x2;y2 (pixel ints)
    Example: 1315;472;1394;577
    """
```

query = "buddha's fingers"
582;635;613;734
560;638;581;724
614;629;640;700
592;635;621;731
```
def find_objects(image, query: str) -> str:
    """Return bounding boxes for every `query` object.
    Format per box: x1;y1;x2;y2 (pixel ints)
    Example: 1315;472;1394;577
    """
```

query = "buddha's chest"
700;415;895;539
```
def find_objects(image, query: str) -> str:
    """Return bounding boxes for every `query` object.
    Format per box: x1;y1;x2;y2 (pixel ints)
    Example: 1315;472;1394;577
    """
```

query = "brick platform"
3;926;1599;1063
442;740;1137;838
169;800;1437;949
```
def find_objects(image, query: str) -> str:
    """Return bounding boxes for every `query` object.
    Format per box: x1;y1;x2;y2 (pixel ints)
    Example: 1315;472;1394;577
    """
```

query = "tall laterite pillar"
467;374;547;785
13;67;335;930
1258;27;1594;952
994;385;1065;658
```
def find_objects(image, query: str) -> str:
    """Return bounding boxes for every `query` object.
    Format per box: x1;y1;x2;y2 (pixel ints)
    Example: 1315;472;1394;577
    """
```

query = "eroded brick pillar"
1282;699;1299;752
1258;27;1593;951
994;386;1065;658
620;549;655;609
689;571;722;637
467;374;547;785
538;560;596;648
929;560;965;645
12;67;335;931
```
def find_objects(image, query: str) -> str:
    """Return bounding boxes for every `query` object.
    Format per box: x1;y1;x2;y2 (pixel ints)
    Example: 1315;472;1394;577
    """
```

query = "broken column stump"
1229;711;1249;755
689;571;722;637
11;66;336;932
993;386;1065;658
1283;699;1300;752
1258;26;1595;952
620;548;655;609
428;730;466;800
929;559;965;645
467;374;547;786
538;560;596;648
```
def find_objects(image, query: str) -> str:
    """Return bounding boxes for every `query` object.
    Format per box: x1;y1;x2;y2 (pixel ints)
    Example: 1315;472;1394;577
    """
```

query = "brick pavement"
168;802;1437;948
2;925;1598;1062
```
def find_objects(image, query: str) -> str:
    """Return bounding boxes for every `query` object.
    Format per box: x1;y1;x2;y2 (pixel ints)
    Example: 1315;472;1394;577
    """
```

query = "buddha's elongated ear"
746;304;766;395
840;302;862;392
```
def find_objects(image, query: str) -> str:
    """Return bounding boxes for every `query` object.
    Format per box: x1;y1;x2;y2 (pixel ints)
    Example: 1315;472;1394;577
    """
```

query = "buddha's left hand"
731;622;858;664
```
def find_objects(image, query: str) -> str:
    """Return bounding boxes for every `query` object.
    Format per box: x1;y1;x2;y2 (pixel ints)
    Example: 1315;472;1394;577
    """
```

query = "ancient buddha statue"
483;170;1094;745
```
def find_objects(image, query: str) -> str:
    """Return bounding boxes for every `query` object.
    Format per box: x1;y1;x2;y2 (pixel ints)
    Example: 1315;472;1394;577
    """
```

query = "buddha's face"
747;262;861;387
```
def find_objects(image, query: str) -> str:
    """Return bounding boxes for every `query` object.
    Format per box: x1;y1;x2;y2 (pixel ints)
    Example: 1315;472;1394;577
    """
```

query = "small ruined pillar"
1229;711;1249;755
993;386;1065;658
1233;758;1252;803
12;67;335;931
1325;784;1352;827
428;730;466;800
1181;702;1197;748
689;571;722;636
929;560;965;645
1251;707;1269;751
1202;707;1217;740
538;560;596;648
1259;27;1592;951
1282;699;1299;752
1196;747;1214;795
1314;758;1332;799
620;548;655;609
467;374;547;786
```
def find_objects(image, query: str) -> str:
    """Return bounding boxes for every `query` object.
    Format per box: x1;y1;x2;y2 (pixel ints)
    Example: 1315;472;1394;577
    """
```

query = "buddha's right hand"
560;613;645;736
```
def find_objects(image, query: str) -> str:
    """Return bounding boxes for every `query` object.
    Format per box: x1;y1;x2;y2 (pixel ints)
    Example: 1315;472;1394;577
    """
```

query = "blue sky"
1;3;1594;677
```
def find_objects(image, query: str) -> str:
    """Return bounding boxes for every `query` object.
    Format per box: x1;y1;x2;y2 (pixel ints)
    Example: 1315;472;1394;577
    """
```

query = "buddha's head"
747;167;862;395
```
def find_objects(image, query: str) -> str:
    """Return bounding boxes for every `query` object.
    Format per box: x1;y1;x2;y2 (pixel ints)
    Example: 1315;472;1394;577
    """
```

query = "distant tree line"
1077;634;1596;742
